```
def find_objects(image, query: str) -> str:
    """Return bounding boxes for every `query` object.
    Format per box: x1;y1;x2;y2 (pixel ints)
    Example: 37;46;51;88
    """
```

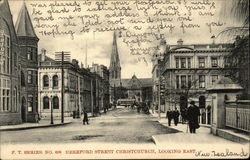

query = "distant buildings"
38;50;110;119
109;32;153;105
90;64;110;112
152;38;234;125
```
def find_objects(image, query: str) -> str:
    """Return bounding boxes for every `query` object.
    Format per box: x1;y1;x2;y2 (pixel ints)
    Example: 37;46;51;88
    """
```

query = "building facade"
151;39;166;111
38;51;94;118
15;2;39;122
0;0;21;125
90;64;110;111
0;0;39;125
38;51;109;118
158;39;234;125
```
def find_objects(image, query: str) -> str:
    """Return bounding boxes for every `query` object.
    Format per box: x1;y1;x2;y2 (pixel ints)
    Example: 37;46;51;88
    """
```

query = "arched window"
43;96;49;109
21;71;25;86
52;75;58;88
53;96;59;109
43;75;49;87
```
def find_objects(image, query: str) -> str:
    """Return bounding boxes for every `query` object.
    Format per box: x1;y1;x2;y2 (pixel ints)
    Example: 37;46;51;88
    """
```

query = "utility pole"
158;59;161;120
55;51;70;123
50;95;54;124
91;79;94;116
114;84;116;108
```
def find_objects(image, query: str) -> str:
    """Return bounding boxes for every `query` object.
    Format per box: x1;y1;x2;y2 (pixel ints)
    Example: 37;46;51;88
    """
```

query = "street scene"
1;107;179;144
0;0;249;159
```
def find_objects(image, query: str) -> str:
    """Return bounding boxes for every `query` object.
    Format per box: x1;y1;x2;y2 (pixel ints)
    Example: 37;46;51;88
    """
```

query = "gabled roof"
15;2;37;38
127;75;142;89
0;0;18;42
111;76;153;88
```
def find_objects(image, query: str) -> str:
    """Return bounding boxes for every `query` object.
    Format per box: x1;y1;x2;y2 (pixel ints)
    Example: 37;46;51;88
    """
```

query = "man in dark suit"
187;101;200;133
166;109;173;126
173;108;180;126
83;110;89;125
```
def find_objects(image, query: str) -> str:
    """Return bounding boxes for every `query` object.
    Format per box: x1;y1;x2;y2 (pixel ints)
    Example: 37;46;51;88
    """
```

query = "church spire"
15;1;37;38
109;31;121;83
110;31;120;68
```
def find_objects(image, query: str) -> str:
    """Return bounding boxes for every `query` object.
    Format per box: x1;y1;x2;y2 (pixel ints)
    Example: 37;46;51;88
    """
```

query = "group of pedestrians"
166;101;201;134
166;108;180;126
133;102;150;114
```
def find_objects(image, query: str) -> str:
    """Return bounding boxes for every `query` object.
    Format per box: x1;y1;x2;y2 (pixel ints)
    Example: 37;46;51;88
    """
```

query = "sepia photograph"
0;0;249;159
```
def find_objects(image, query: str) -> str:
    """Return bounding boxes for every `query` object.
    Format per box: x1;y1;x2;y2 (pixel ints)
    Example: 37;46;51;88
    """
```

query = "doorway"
21;97;26;122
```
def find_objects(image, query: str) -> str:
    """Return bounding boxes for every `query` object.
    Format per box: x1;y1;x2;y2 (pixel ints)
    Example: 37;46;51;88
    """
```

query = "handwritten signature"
195;148;248;158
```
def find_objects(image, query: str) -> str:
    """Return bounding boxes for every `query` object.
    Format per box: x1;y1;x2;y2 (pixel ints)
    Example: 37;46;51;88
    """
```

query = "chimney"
41;48;46;62
177;39;183;45
159;39;167;55
235;35;241;47
211;34;216;44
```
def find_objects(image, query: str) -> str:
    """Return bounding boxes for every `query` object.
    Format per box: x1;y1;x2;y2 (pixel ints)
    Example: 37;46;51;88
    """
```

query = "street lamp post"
50;95;54;124
158;59;162;120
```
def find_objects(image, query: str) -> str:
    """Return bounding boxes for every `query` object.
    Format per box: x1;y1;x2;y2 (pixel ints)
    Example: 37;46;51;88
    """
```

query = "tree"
219;0;249;38
225;36;249;99
219;0;249;99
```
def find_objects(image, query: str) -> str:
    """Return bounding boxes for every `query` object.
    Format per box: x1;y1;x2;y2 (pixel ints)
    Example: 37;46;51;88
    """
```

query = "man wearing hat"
187;101;200;133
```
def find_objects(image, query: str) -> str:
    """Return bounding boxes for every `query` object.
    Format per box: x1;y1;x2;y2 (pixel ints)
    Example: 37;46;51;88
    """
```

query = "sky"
8;0;240;79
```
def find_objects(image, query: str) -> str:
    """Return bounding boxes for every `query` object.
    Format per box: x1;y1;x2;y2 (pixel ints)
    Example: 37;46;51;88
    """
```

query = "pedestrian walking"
187;101;200;133
166;109;173;126
83;110;89;125
173;108;180;126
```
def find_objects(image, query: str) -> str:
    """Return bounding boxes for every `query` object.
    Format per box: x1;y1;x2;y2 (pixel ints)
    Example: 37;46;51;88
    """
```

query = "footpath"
150;111;249;145
0;117;73;131
0;108;114;132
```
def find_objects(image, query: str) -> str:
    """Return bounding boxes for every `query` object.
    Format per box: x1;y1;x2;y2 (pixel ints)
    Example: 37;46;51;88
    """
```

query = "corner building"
38;51;94;118
0;0;21;125
158;39;234;125
15;2;39;122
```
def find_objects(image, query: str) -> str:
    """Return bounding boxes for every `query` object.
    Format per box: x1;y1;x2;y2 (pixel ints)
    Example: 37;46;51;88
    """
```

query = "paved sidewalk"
150;110;249;145
0;117;73;131
0;108;115;132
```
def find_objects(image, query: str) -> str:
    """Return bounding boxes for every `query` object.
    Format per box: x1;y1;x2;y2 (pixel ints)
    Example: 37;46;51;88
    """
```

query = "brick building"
0;0;21;125
15;2;39;122
0;0;39;125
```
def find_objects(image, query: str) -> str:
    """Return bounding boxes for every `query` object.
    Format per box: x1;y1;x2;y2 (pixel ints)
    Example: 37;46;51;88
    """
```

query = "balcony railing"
225;100;250;132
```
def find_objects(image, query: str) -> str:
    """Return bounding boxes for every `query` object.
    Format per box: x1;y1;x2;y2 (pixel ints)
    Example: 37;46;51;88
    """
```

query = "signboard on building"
0;30;4;65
